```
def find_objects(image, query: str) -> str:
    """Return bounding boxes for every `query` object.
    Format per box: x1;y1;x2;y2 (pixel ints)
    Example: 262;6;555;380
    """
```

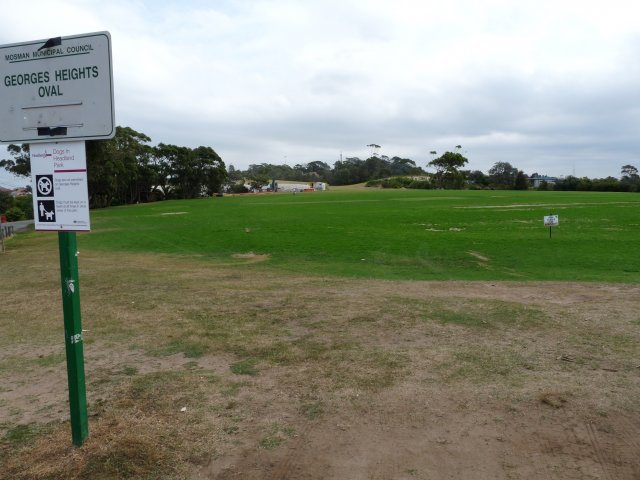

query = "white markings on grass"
455;201;639;209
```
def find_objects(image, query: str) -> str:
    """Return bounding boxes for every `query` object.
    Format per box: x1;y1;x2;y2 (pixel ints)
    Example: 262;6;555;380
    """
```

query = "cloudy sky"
1;0;639;188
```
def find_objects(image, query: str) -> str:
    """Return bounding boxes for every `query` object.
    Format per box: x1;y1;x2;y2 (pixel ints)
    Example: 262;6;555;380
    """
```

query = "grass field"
83;188;640;282
1;188;639;479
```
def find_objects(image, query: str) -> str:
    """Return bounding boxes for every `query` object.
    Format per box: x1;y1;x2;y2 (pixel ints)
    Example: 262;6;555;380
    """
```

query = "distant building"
274;181;328;192
10;188;30;197
530;175;558;188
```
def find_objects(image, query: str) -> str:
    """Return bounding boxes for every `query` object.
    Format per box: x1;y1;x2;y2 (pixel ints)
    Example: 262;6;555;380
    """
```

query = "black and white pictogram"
38;200;56;222
36;175;54;197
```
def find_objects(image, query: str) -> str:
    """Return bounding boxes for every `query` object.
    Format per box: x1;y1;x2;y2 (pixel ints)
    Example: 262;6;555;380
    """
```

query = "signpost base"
58;231;89;446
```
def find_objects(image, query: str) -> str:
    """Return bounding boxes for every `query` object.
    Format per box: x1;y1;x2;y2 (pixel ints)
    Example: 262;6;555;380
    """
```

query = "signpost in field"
0;31;115;446
544;214;559;238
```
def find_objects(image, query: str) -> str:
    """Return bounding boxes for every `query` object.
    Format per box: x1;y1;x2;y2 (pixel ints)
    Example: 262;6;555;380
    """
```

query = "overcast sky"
1;0;639;188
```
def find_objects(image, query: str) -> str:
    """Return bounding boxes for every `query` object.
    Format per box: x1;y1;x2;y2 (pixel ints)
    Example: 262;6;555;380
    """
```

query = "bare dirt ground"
1;240;639;479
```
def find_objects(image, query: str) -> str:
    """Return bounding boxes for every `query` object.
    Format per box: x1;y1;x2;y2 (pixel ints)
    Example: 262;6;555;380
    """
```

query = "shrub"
5;206;26;221
229;182;249;194
365;177;415;189
408;179;433;190
14;195;33;219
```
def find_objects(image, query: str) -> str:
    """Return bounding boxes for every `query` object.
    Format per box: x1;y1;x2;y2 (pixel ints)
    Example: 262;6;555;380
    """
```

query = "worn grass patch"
444;347;533;383
422;299;548;330
1;370;222;479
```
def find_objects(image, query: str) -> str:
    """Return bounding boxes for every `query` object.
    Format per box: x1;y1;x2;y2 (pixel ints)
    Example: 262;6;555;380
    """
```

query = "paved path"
3;220;34;232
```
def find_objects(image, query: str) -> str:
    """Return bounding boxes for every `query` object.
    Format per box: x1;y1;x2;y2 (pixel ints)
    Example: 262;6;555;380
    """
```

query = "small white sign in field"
544;215;559;227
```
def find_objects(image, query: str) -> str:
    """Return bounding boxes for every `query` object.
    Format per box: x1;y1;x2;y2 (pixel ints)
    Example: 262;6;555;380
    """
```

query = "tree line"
2;130;638;221
1;126;228;210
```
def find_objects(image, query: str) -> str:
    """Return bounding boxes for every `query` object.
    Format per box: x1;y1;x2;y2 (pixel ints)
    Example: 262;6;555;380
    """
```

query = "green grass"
3;423;53;446
230;358;259;376
148;338;210;358
423;299;548;330
72;189;640;282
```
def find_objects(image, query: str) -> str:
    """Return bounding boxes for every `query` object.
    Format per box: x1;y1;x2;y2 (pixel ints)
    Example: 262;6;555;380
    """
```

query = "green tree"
488;162;518;188
5;206;25;221
514;171;529;190
428;151;468;188
166;145;226;198
468;170;489;188
0;144;30;177
305;161;331;175
620;164;639;192
248;174;270;191
0;189;14;213
390;157;423;176
86;126;152;207
193;146;227;196
227;164;243;183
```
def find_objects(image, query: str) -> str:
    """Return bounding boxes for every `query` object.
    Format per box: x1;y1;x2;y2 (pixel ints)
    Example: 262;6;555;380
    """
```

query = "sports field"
1;188;639;479
85;188;640;282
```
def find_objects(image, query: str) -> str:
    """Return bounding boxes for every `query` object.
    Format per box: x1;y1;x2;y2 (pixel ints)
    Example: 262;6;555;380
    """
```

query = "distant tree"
367;144;381;158
86;126;153;207
428;151;468;188
330;157;366;185
0;144;30;177
514;171;529;190
554;175;623;192
0;189;14;213
363;156;392;179
228;181;249;194
248;174;270;191
390;157;423;176
621;164;638;178
553;176;580;191
227;164;244;183
163;144;226;198
537;180;549;191
488;162;518;188
591;176;621;192
305;161;331;176
468;170;489;187
620;164;639;192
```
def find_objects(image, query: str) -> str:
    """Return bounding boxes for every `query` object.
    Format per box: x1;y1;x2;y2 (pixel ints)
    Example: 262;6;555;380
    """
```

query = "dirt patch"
1;247;639;479
231;252;271;264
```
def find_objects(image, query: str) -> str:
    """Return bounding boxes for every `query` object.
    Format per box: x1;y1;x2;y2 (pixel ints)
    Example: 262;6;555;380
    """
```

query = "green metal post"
58;231;89;446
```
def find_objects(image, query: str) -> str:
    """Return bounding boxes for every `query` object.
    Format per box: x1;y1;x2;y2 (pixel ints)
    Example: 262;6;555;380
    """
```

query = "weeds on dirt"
300;400;325;420
1;369;224;479
258;423;296;450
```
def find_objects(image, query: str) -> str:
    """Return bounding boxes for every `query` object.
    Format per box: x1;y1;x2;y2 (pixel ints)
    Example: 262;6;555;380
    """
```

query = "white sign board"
544;215;559;227
30;141;90;231
0;31;114;144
